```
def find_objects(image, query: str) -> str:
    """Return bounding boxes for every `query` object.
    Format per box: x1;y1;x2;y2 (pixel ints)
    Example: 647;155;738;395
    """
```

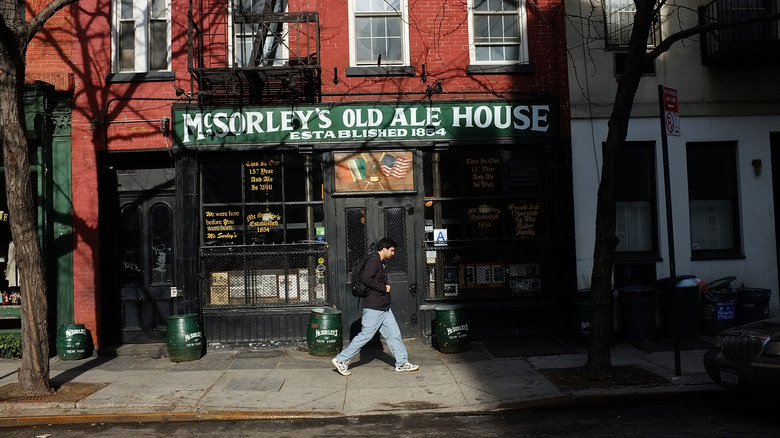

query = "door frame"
325;147;425;339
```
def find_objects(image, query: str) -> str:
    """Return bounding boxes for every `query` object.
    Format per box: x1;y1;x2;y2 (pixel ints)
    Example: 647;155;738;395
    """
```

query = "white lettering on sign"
446;324;469;336
65;328;87;337
179;103;553;144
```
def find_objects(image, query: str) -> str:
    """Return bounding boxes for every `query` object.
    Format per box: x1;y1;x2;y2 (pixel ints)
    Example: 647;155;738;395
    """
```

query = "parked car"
703;316;780;393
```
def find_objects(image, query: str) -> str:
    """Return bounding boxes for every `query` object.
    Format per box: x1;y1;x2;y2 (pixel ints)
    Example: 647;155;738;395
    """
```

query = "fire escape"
188;0;321;105
699;0;780;65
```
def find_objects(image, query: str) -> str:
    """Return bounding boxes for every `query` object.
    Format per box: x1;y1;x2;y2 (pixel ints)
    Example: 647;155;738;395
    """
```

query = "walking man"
332;237;419;376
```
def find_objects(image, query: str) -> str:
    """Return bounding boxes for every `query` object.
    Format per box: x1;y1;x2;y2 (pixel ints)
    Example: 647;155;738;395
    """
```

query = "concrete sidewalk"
0;337;721;426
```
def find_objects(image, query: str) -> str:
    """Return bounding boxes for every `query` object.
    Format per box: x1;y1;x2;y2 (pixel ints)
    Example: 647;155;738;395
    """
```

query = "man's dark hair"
377;237;397;250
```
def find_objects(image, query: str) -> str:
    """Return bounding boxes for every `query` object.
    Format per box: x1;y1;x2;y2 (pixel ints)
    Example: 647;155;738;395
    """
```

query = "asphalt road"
2;390;778;437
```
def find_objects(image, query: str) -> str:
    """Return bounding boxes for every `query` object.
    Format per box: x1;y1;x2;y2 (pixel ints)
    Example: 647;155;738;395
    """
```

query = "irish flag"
336;157;367;182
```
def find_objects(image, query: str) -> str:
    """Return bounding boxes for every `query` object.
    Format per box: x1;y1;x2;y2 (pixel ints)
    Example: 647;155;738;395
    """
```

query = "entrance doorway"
114;169;177;343
334;196;421;338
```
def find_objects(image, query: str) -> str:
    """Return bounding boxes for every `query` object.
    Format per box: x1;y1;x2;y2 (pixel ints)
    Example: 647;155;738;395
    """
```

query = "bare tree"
585;0;780;373
0;0;78;395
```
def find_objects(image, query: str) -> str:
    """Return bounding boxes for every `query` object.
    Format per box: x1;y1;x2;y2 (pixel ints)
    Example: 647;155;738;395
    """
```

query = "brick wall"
25;6;74;91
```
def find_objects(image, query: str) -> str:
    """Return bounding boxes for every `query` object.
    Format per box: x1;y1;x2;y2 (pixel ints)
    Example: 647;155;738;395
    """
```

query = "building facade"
565;0;780;321
69;0;574;348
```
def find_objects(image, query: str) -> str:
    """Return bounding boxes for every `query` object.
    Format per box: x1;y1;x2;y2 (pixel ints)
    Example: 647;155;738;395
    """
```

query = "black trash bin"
735;288;771;325
655;276;701;338
701;276;737;336
617;286;657;341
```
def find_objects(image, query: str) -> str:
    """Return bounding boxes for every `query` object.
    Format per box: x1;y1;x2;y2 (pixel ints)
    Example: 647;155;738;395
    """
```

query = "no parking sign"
663;87;680;137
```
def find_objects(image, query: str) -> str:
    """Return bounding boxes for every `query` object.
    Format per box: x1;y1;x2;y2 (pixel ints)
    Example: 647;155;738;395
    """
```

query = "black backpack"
350;254;372;298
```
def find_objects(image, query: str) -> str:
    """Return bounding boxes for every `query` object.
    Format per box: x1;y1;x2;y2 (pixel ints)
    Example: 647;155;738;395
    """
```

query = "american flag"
380;154;412;179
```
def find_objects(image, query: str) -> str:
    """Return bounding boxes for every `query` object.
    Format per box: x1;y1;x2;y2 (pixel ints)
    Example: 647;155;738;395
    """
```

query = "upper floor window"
351;0;409;66
114;0;171;72
604;0;660;48
469;0;529;64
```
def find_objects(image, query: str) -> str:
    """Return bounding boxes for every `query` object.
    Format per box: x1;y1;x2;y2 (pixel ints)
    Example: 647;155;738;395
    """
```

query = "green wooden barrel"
307;308;343;357
166;314;203;362
435;305;470;353
56;323;91;360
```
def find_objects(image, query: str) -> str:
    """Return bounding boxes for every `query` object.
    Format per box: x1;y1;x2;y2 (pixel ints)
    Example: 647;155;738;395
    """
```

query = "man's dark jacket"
360;252;391;311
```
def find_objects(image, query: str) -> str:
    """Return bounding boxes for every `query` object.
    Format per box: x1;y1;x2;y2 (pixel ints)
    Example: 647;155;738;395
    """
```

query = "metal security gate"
335;196;420;338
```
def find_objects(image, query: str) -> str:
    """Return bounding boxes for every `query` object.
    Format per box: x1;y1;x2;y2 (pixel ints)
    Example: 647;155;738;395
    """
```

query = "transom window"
470;0;528;63
114;0;171;72
351;0;408;65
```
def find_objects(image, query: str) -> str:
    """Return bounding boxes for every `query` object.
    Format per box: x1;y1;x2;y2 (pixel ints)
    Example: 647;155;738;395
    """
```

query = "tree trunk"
0;40;52;396
585;0;656;371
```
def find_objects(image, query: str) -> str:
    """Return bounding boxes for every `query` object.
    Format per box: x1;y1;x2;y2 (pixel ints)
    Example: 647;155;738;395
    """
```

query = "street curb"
0;410;344;428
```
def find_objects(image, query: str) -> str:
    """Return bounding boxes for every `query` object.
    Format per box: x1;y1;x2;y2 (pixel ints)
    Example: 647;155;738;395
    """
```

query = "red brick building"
68;0;574;348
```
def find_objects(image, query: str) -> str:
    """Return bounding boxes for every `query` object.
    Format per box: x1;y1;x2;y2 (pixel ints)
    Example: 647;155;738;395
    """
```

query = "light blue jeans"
336;308;408;368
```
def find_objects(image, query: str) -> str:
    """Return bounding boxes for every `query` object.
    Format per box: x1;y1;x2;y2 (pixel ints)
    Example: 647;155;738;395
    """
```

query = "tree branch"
25;0;80;44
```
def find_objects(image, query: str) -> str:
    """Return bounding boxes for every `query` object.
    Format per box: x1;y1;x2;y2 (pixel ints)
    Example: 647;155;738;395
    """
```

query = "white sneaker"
332;357;351;376
395;362;420;372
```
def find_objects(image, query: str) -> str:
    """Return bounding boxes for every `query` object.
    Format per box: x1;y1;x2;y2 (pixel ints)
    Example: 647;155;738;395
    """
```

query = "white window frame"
112;0;172;73
468;0;529;65
349;0;410;66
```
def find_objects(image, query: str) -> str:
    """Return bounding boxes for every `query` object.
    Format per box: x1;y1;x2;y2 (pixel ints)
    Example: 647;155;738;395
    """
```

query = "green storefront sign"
173;100;557;146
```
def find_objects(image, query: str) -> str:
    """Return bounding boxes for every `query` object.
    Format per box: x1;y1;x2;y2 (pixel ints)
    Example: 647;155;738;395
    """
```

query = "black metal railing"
188;1;321;103
699;0;780;64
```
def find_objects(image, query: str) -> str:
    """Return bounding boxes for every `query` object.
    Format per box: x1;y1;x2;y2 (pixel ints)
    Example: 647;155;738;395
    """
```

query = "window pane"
150;21;168;70
371;17;388;37
151;0;166;18
120;22;135;70
387;37;402;60
121;0;134;19
120;203;143;285
689;200;733;250
616;201;652;251
150;203;173;284
474;16;488;40
475;46;490;61
203;158;242;203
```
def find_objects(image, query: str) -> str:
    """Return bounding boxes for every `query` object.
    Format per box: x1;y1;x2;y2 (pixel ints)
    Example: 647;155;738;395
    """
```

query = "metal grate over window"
345;207;368;274
383;206;407;276
423;242;544;299
201;243;328;307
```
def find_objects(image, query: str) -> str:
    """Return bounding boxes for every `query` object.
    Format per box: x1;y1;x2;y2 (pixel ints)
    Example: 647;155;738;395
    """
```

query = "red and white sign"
663;87;680;137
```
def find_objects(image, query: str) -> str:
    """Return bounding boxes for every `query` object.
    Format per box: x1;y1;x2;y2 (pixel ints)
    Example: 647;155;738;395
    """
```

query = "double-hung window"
115;0;170;72
351;0;408;66
469;0;528;64
686;142;741;258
